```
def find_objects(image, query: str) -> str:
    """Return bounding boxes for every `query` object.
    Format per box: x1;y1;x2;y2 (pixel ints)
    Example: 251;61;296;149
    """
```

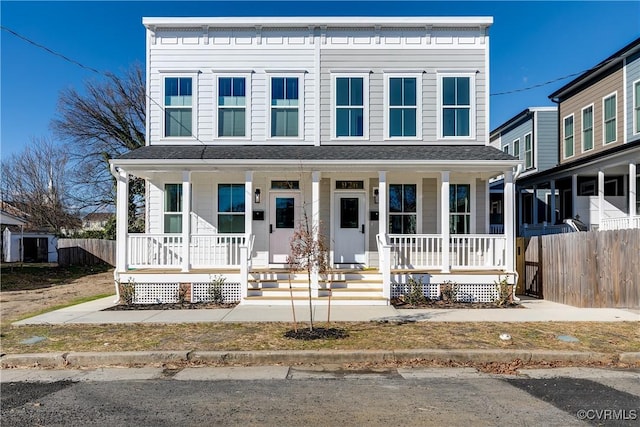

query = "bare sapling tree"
1;137;80;232
287;204;330;332
52;63;146;231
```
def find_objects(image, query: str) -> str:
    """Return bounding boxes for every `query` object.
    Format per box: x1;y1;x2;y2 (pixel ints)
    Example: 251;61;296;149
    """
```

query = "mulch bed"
284;327;349;340
390;298;524;309
104;302;238;311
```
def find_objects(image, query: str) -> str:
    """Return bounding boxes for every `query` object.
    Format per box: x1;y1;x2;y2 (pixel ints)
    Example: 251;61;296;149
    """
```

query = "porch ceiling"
112;144;519;177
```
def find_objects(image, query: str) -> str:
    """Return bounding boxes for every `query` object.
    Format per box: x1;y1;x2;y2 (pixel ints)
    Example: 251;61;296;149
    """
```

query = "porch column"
378;171;388;236
629;162;637;217
598;169;605;228
440;171;450;273
115;169;129;273
550;180;557;224
311;171;321;292
181;171;192;272
571;174;578;218
532;185;538;225
245;171;253;238
504;170;515;273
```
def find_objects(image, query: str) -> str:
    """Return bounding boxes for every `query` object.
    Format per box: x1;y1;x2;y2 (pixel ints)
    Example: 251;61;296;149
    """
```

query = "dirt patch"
104;302;238;311
0;267;115;324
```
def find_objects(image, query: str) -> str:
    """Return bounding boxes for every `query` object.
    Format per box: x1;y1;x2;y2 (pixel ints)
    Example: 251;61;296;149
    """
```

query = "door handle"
270;224;273;234
361;224;365;234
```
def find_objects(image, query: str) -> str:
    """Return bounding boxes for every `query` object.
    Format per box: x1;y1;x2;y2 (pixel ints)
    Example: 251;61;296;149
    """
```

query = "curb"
1;350;635;369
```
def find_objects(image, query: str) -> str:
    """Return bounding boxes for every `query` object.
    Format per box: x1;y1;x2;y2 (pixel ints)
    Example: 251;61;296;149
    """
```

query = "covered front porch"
110;145;519;305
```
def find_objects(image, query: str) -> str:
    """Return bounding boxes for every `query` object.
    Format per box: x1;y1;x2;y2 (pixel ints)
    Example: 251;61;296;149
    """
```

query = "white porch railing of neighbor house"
599;215;640;231
387;234;506;270
127;234;246;269
521;223;572;237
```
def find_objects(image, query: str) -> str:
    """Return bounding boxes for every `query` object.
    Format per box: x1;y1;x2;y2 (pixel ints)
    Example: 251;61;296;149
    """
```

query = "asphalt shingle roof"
116;145;516;162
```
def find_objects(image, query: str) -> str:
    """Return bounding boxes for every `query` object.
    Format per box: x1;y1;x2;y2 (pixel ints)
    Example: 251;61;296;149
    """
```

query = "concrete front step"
242;295;389;306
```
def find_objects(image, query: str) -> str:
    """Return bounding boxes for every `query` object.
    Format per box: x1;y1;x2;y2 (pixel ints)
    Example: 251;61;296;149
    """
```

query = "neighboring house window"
441;76;472;138
582;105;594;152
603;93;617;144
333;74;368;138
513;139;520;159
164;77;192;137
450;184;471;234
385;75;420;138
218;184;245;233
270;77;299;137
164;184;182;233
218;77;247;137
389;184;416;234
563;114;574;158
635;81;640;134
524;132;533;169
502;145;509;155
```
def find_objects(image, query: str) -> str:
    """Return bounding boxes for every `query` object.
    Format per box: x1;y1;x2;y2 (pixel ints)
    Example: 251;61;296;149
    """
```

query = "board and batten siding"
535;110;559;172
559;65;624;164
319;49;487;144
626;50;640;142
147;30;316;145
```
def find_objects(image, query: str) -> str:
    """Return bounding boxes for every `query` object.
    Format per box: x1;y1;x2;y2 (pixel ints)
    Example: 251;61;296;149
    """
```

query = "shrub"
440;280;459;302
495;276;513;306
119;278;136;305
208;275;225;304
405;276;428;305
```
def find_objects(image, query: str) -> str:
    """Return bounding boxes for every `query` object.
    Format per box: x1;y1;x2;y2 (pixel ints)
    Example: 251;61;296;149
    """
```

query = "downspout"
510;163;524;301
109;162;121;303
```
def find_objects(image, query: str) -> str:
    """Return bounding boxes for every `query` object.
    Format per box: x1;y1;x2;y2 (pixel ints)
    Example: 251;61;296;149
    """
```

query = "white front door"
333;192;366;264
269;192;300;264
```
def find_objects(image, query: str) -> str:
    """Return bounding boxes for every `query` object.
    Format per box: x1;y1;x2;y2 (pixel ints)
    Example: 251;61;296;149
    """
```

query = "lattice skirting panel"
133;283;180;304
191;282;242;303
392;283;499;303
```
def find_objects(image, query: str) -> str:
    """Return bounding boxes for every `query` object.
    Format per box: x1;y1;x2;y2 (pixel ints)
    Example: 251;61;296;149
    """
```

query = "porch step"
242;295;389;306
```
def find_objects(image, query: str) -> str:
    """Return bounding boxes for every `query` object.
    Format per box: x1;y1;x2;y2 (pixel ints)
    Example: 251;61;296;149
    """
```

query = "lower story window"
164;184;182;233
218;184;245;233
389;184;416;234
450;184;470;234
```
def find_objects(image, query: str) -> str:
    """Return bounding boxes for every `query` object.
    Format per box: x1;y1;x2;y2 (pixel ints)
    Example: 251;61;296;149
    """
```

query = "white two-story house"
110;17;520;305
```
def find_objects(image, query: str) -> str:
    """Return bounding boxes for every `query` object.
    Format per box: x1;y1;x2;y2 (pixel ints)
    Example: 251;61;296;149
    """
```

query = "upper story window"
513;138;520;158
270;77;300;138
524;133;533;169
332;73;369;139
217;76;247;138
385;75;421;139
603;93;617;144
563;114;574;159
582;105;594;152
634;81;640;134
218;184;245;233
562;114;573;159
502;145;509;155
440;75;473;138
164;77;193;137
164;184;183;233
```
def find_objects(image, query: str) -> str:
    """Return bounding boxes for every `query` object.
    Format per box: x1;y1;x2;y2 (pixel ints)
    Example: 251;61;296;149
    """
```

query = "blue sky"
1;1;639;159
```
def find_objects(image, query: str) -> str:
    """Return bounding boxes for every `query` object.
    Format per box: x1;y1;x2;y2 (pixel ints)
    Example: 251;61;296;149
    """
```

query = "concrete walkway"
11;296;639;325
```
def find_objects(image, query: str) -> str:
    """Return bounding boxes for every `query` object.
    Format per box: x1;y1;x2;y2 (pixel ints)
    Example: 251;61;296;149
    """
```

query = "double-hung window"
450;184;471;234
502;145;509;155
386;75;420;139
333;74;368;138
603;93;617;144
513;139;520;159
582;105;594;152
218;184;245;233
164;77;193;137
634;81;640;134
270;77;300;138
217;76;247;137
164;184;183;233
389;184;416;234
524;133;533;169
441;75;473;138
563;115;574;158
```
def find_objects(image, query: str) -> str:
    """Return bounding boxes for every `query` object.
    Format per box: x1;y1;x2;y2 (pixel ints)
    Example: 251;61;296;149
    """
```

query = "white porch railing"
521;223;572;237
127;233;246;269
387;234;506;270
599;215;640;231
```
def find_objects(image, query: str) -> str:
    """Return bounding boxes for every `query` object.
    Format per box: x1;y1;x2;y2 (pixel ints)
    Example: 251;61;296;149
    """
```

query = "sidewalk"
11;296;640;325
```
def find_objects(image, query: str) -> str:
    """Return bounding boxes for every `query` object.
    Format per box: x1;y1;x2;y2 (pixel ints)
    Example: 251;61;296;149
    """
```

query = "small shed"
2;226;58;263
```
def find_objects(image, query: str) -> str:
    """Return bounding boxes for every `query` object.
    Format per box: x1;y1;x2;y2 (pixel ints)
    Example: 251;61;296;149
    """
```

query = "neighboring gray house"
489;107;558;234
517;37;640;233
109;17;520;306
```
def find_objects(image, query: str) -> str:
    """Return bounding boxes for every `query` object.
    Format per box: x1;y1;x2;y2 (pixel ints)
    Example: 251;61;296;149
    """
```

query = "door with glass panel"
269;193;300;264
333;193;366;264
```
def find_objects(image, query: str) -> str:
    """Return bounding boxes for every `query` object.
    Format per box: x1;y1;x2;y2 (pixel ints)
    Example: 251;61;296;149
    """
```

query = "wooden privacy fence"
58;239;116;267
516;229;640;308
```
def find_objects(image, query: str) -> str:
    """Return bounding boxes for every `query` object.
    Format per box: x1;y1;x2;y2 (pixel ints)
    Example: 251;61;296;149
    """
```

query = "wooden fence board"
516;229;639;308
58;239;115;267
